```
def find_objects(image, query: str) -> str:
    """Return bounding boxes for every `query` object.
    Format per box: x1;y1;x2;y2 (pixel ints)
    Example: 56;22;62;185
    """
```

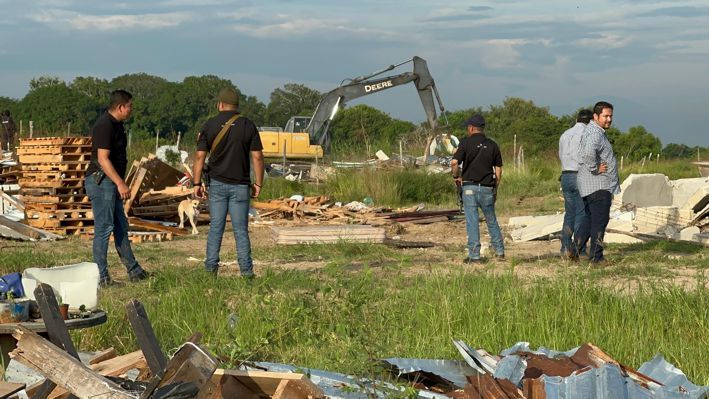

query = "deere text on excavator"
258;56;446;159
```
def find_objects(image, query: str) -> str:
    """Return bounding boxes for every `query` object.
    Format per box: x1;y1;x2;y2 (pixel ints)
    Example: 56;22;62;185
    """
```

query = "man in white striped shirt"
558;109;593;258
572;101;620;264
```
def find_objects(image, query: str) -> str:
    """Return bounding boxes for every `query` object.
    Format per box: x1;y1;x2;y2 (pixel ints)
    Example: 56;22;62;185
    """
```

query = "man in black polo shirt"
85;89;150;287
451;114;505;263
191;87;264;278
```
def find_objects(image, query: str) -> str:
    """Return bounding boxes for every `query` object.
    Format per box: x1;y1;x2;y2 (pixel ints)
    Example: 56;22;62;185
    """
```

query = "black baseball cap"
464;114;485;128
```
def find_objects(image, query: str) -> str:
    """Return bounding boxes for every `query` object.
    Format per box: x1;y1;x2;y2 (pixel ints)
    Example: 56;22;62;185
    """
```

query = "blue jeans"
560;172;587;254
462;184;504;259
574;190;612;262
85;176;143;281
205;180;253;275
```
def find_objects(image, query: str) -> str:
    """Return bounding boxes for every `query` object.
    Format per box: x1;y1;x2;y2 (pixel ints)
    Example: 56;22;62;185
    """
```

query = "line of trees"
0;74;705;159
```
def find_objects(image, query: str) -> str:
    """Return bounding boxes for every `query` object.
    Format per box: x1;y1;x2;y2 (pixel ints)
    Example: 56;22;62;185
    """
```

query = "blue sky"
0;0;708;146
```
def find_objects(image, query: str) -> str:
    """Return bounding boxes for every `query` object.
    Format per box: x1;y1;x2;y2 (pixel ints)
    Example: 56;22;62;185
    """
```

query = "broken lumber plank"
124;166;148;215
0;189;23;210
125;300;167;376
128;217;189;236
32;283;81;399
141;342;218;399
10;327;134;399
0;214;64;241
0;381;25;398
89;347;118;365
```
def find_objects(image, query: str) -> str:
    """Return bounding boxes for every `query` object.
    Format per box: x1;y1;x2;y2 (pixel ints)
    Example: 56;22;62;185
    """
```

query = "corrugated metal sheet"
382;358;477;389
248;361;450;399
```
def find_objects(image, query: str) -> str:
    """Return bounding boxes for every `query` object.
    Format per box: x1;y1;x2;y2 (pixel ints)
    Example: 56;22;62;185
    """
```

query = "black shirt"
86;112;128;179
452;133;503;186
197;111;263;185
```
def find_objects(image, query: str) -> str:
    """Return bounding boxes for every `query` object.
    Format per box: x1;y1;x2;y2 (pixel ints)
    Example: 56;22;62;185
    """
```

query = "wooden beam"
141;342;217;399
88;347;118;365
125;299;167;376
10;327;133;399
128;217;189;236
124;166;147;215
0;382;25;399
31;283;80;399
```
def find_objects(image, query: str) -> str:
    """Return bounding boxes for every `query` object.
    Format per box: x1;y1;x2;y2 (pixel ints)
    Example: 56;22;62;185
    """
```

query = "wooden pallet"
23;194;90;204
21;161;89;172
26;209;93;220
20;186;84;196
34;225;94;236
27;218;93;229
16;145;92;156
19;153;91;164
19;137;91;146
81;231;174;243
18;178;84;188
21;170;87;180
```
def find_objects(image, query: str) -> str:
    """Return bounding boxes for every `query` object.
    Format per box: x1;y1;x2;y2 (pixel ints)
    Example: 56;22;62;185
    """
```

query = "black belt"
561;171;578;174
462;182;495;187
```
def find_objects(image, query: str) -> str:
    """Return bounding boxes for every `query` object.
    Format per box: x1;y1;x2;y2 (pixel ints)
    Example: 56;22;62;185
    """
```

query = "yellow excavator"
259;56;446;159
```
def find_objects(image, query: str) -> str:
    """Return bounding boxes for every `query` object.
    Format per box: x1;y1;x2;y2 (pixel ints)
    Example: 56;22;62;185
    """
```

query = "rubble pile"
510;174;709;245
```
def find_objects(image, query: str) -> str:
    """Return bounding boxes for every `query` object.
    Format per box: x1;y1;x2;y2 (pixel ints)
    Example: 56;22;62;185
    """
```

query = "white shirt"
558;122;586;172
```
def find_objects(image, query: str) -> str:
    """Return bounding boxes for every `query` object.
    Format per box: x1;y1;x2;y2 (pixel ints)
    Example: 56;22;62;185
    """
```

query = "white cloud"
29;9;193;30
229;17;400;41
576;34;632;49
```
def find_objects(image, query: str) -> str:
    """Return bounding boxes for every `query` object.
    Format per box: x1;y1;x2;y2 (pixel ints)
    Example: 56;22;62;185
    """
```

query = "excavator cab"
284;116;312;133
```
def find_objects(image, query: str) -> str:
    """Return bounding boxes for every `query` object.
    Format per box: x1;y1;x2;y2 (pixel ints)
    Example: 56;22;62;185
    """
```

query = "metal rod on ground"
29;121;33;138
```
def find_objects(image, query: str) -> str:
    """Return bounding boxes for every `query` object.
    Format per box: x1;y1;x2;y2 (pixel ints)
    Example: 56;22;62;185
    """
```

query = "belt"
561;171;578;174
462;182;495;187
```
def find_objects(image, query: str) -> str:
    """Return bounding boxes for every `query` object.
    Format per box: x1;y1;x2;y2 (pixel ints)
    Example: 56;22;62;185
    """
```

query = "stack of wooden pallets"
17;137;94;236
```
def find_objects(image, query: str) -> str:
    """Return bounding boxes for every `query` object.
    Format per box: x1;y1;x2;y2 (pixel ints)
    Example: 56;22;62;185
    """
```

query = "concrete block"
509;213;564;242
634;206;679;234
618;174;673;207
670;177;709;207
605;232;645;244
681;185;709;212
673;226;700;242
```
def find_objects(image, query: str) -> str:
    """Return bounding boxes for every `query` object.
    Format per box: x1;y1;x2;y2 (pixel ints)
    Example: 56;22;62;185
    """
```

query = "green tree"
265;84;321;128
329;104;413;154
70;76;111;102
663;143;695;159
15;84;98;135
29;76;65;91
613;125;662;160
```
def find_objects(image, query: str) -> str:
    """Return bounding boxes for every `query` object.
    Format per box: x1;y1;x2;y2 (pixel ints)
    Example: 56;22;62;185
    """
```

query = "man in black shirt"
191;87;264;277
85;90;150;287
451;114;505;263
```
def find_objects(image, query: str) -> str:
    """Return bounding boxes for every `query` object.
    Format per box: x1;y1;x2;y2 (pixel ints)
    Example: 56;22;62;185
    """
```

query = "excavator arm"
306;56;446;150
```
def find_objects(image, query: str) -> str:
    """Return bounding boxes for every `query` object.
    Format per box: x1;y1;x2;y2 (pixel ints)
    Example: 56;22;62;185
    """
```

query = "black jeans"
574;190;612;262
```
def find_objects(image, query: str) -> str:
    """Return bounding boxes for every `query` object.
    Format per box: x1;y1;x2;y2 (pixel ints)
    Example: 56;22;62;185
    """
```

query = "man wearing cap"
85;90;150;287
451;114;505;263
558;109;593;258
572;101;620;264
191;87;265;278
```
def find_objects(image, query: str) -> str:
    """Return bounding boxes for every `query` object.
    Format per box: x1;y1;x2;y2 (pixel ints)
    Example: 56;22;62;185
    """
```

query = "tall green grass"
66;263;708;385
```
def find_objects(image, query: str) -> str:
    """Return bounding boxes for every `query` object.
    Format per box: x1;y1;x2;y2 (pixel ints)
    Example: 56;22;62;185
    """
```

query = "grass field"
1;157;706;386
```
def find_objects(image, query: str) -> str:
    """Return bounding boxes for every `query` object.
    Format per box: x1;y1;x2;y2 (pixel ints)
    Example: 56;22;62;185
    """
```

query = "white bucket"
22;262;99;310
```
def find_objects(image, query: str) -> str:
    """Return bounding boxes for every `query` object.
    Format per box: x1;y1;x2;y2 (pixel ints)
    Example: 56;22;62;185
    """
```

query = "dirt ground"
200;218;706;294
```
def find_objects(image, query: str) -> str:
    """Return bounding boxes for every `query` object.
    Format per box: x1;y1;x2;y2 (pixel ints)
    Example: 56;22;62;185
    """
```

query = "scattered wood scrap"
124;155;186;217
0;214;65;241
271;225;386;245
